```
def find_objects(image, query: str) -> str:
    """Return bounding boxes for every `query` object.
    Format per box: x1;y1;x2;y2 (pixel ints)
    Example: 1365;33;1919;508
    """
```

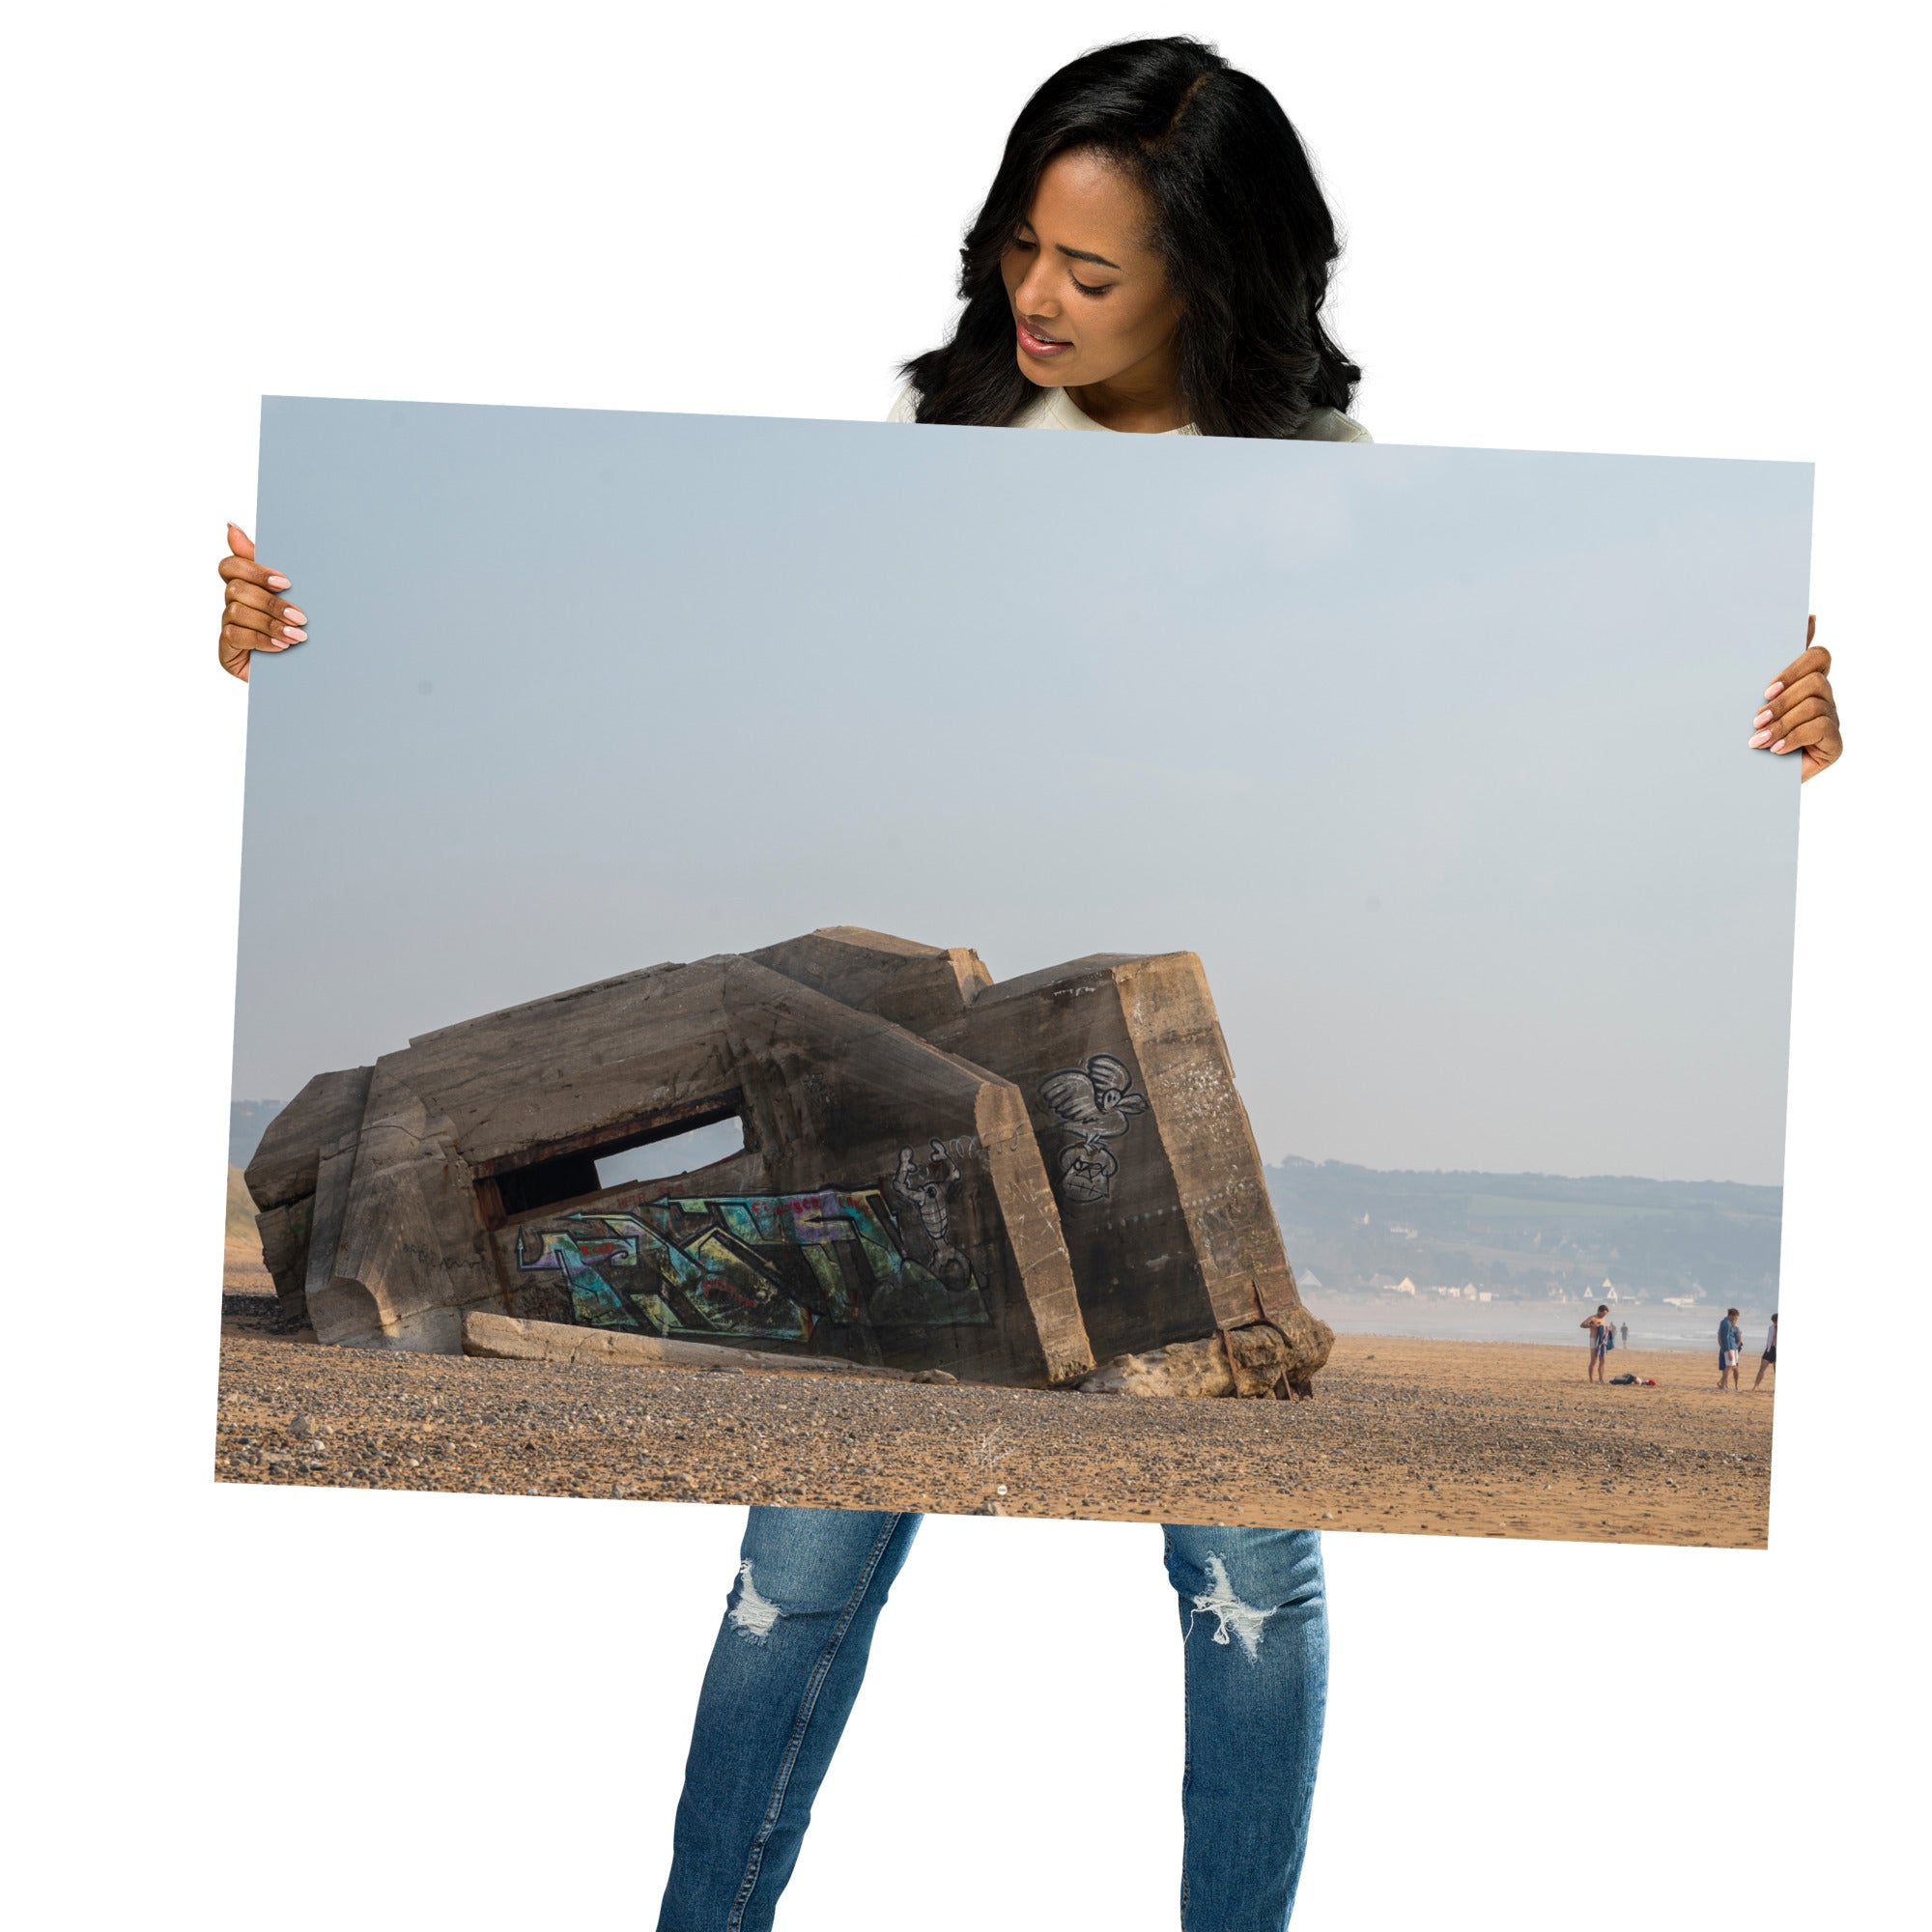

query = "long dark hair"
900;37;1360;438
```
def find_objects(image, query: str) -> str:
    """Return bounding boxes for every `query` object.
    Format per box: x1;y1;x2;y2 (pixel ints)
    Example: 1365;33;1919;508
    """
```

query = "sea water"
1303;1293;1778;1356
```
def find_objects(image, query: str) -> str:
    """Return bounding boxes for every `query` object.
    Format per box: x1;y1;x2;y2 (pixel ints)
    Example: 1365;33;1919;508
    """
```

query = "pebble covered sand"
213;1297;1773;1547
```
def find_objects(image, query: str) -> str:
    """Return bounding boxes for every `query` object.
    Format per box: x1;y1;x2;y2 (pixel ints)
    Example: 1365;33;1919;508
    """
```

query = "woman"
1719;1307;1746;1392
213;38;1842;1929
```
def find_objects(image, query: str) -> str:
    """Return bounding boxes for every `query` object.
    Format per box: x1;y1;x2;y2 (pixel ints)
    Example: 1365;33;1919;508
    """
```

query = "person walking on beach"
1582;1305;1614;1382
1619;1321;1630;1350
1718;1308;1745;1391
1753;1311;1779;1389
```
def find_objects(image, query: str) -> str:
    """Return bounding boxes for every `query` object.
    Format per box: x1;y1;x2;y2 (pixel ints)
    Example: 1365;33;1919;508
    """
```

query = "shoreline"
1308;1329;1713;1357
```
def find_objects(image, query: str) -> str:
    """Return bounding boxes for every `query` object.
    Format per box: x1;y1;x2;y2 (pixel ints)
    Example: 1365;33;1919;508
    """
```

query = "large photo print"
218;398;1807;1547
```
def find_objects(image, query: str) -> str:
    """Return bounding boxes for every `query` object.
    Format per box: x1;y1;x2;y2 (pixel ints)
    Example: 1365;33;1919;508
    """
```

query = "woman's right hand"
217;524;306;681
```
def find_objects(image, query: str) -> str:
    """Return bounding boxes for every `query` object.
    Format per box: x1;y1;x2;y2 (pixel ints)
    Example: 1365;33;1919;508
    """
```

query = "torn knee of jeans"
1188;1554;1271;1662
727;1559;784;1640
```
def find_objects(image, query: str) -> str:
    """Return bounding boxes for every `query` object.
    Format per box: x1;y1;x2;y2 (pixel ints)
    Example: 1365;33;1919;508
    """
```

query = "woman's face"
999;148;1180;392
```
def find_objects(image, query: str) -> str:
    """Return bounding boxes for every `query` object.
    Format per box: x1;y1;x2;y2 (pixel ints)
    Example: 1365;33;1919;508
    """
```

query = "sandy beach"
213;1295;1773;1548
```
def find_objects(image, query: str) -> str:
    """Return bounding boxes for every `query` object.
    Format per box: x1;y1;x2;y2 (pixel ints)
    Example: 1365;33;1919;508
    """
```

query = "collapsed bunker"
245;927;1333;1395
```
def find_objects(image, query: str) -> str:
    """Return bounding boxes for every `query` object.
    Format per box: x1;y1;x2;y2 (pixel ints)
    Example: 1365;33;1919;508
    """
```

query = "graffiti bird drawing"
1037;1054;1149;1204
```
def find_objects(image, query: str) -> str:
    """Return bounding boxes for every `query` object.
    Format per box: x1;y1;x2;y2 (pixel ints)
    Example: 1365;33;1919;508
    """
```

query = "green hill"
1267;1157;1780;1304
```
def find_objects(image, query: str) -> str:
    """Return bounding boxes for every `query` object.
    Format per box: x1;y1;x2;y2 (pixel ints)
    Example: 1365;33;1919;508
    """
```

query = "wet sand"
213;1301;1773;1547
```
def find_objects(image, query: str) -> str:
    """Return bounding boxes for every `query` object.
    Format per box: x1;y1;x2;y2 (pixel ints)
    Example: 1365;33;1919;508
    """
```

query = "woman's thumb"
227;523;256;560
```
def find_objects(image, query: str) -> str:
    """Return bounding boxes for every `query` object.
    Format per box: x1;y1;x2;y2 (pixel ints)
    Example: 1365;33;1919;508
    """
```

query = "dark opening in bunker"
485;1100;747;1220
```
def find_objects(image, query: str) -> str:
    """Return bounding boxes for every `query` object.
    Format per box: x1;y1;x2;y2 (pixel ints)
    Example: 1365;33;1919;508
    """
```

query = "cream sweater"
887;380;1371;441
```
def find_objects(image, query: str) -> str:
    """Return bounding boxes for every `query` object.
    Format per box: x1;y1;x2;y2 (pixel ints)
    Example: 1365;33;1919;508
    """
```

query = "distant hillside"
224;1162;274;1292
225;1163;260;1238
227;1104;284;1295
230;1099;285;1171
1266;1157;1780;1304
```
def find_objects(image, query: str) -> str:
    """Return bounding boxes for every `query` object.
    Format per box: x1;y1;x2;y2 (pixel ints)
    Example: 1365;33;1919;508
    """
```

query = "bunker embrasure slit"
488;1100;747;1219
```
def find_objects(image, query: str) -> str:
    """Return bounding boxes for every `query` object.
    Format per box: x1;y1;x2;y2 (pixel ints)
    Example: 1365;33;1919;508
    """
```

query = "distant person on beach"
1619;1321;1630;1350
1582;1305;1614;1381
1718;1308;1745;1390
1753;1312;1779;1389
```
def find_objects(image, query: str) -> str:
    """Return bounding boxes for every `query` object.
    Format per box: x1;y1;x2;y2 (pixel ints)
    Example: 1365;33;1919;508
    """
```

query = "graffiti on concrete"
1037;1054;1149;1205
516;1188;989;1342
889;1140;974;1291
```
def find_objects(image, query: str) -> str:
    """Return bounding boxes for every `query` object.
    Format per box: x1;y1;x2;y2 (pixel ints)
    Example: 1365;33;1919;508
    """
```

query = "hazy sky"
237;399;1808;1184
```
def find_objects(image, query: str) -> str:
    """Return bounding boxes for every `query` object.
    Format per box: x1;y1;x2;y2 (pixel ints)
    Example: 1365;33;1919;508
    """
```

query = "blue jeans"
657;1508;1327;1932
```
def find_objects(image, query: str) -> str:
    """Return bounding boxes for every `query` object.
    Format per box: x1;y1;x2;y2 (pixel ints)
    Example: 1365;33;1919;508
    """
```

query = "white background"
4;4;1926;1927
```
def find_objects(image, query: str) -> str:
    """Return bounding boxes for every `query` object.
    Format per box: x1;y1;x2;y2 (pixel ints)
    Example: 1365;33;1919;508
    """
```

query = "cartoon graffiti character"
889;1140;973;1291
1037;1054;1149;1205
1057;1139;1120;1205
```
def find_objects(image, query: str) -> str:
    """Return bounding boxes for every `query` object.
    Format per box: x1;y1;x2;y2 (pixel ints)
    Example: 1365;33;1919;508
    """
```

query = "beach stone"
1076;1317;1334;1400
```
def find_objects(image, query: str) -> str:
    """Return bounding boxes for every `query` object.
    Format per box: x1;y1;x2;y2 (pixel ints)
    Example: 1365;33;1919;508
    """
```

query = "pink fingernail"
283;626;306;641
282;606;305;623
1770;739;1787;753
1753;708;1772;726
1749;731;1772;748
268;575;291;589
1764;682;1783;699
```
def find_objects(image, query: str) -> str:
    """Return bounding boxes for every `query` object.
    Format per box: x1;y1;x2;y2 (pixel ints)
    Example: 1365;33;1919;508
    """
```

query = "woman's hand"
217;524;306;681
1751;615;1842;780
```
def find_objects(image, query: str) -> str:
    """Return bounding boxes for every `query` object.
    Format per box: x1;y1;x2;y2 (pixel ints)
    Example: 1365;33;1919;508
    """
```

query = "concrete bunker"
245;928;1332;1395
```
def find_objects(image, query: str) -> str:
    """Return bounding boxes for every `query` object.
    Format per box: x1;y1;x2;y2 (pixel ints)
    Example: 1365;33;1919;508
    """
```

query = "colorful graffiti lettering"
515;1187;989;1341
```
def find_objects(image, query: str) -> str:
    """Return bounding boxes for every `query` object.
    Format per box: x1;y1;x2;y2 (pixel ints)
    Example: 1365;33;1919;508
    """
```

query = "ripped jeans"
656;1509;1327;1932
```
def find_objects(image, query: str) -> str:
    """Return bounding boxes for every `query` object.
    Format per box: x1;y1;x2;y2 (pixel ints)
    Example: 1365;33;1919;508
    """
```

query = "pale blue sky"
237;399;1808;1184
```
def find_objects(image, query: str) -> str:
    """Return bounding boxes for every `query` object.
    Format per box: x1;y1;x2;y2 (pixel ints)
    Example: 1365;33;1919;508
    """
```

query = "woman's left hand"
1751;615;1842;780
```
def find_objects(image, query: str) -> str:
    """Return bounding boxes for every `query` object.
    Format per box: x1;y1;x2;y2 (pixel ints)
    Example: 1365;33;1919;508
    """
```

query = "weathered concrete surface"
925;950;1306;1360
251;926;1326;1395
247;1065;375;1210
264;953;1089;1384
753;928;1316;1365
748;927;994;1036
462;1311;956;1382
244;1065;373;1326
